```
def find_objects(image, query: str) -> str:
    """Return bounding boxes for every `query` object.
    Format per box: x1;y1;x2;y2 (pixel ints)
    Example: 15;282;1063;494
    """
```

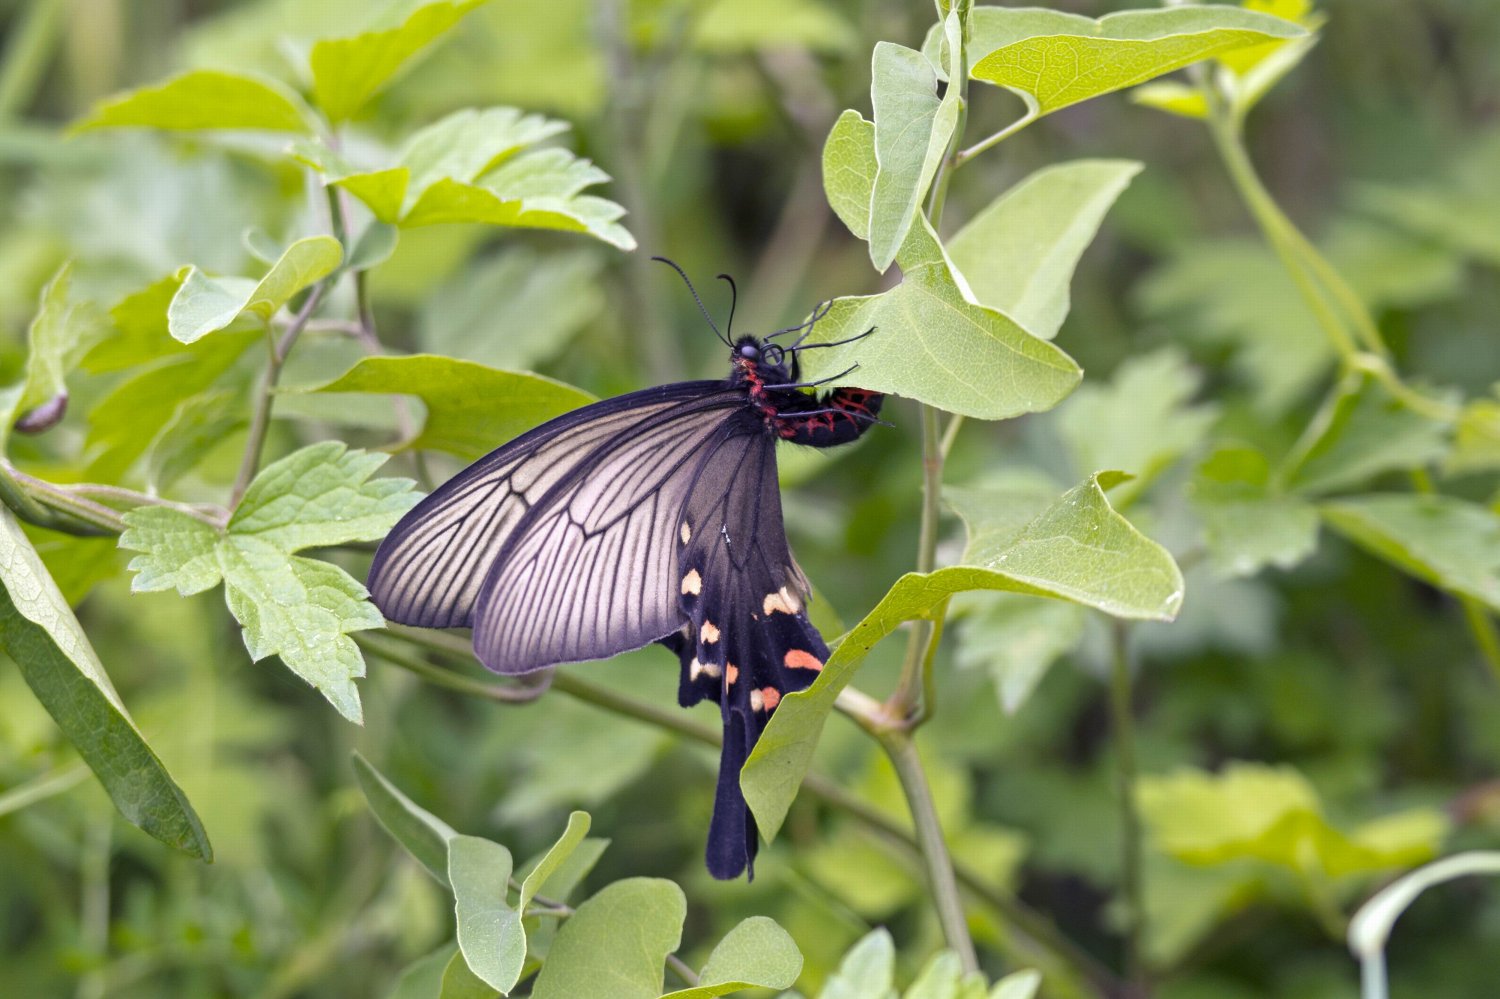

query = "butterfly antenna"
716;273;739;341
764;300;832;342
652;256;731;347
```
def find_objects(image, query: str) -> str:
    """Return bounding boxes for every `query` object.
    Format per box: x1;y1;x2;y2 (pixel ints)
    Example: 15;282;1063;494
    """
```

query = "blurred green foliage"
2;1;1500;998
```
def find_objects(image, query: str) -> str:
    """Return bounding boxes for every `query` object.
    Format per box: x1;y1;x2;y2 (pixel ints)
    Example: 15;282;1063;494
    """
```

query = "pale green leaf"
144;386;249;493
1056;348;1219;502
903;951;963;999
952;593;1084;714
310;0;493;122
530;878;686;999
968;7;1305;117
84;273;187;373
0;263;107;453
989;970;1042;999
0;508;211;859
75;69;313;133
167;236;343;342
947;159;1142;339
1282;372;1452;496
442;950;498;999
121;444;416;722
693;0;855;53
449;834;524;993
1348;851;1500;962
299;354;595;461
1128;81;1207;119
520;811;591;912
1191;445;1319;578
352;751;458;886
658;917;803;998
1138;762;1447;878
229;441;420;551
744;473;1182;839
1320;494;1500;611
800;214;1081;419
868;16;960;272
823;110;878;242
817;929;896;999
1356;134;1500;267
349;222;400;272
387;945;458;999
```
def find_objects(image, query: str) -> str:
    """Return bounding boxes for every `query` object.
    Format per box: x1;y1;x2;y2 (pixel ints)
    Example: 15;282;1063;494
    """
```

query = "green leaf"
74;69;314;133
953;593;1084;714
823;110;879;242
868;15;960;272
299;107;635;249
968;7;1305;118
1320;494;1500;611
801;218;1081;418
0;263;107;453
816;929;896;999
693;0;854;53
744;473;1182;839
530;878;686;999
1448;397;1500;475
1138;762;1447;878
989;971;1042;999
349;222;401;272
1356;134;1500;267
120;443;420;722
1348;851;1500;963
1282;372;1452;496
352;751;457;886
903;951;963;999
388;945;459;999
1191;445;1319;578
145;387;249;493
299;354;595;462
168;236;343;342
659;917;803;998
1128;81;1207;119
449;834;524;993
310;0;493;123
520;811;591;911
442;950;499;999
1056;348;1219;503
947;159;1141;339
0;507;211;859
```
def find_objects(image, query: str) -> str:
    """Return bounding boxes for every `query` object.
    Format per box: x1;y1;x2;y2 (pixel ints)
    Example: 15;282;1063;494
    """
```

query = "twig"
1110;620;1145;988
1;460;126;535
356;632;551;704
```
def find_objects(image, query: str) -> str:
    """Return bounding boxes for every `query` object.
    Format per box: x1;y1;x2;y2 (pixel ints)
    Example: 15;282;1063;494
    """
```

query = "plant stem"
1110;620;1145;987
356;633;551;704
954;110;1038;168
0;460;126;534
881;729;978;973
665;953;700;988
382;624;1117;994
891;403;946;720
229;283;327;508
0;0;63;119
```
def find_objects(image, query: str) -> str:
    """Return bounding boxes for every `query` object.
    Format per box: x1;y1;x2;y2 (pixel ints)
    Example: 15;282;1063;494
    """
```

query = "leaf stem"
1109;620;1145;987
229;282;327;508
880;729;978;973
665;953;701;988
0;460;126;534
953;110;1038;169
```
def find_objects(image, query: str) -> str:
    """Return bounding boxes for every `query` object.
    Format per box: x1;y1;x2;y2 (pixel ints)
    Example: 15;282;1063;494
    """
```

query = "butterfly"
367;261;883;879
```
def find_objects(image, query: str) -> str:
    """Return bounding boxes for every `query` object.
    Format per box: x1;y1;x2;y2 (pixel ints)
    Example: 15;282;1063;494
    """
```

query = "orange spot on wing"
759;686;781;710
783;649;823;671
681;569;702;596
726;664;739;685
701;621;720;643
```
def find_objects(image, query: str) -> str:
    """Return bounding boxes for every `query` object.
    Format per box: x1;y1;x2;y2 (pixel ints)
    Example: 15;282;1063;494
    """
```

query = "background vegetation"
2;1;1499;997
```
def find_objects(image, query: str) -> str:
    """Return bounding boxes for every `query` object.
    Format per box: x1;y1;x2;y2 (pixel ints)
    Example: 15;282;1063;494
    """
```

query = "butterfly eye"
739;344;759;359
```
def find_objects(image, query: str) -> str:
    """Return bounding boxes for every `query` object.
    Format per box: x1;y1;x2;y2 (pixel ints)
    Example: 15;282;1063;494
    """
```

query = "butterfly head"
731;335;797;386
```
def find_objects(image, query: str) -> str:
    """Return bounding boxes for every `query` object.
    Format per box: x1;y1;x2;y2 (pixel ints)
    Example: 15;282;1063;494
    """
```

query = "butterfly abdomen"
773;387;885;448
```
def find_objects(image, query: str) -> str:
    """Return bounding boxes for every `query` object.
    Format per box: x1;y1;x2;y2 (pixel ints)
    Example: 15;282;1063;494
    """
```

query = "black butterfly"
367;262;883;879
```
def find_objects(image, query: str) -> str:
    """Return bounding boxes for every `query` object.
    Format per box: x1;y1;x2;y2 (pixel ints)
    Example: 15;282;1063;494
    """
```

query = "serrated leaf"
120;444;419;722
868;16;960;272
817;929;896;999
299;354;595;461
744;473;1182;839
967;7;1304;117
823;110;878;242
74;69;314;133
1191;445;1319;578
0;508;211;859
352;751;458;886
1139;762;1447;878
659;917;803;998
310;0;493;123
1282;372;1452;496
530;878;685;999
0;263;108;453
1056;348;1219;503
449;834;524;992
299;107;634;248
947;160;1141;339
168;236;343;342
1320;494;1500;611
